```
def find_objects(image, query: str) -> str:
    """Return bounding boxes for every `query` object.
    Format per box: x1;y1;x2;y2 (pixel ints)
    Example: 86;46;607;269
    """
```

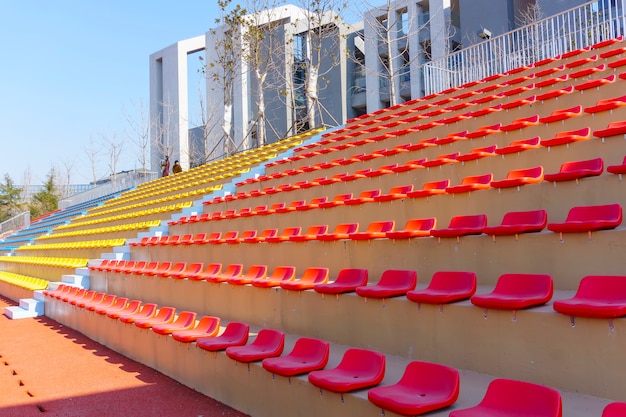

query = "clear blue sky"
0;0;218;185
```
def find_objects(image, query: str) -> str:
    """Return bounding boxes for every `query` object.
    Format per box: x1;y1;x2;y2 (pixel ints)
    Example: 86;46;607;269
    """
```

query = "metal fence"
58;171;159;209
0;212;30;237
423;0;626;95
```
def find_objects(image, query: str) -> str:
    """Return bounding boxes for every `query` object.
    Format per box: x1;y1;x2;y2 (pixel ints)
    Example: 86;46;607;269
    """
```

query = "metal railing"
58;171;159;209
423;0;626;95
0;212;30;237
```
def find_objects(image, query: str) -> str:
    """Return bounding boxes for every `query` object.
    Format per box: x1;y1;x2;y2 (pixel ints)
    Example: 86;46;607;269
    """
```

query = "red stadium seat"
386;218;436;239
456;145;497;162
491;166;544;188
465;123;501;139
574;74;615;91
445;174;493;194
171;316;221;343
196;322;250;352
227;265;268;285
374;185;413;202
449;378;562;417
349;221;395;240
308;348;386;393
265;227;302;243
95;297;128;315
495;136;540;154
483;210;547;237
262;337;330;377
193;263;223;281
289;225;329;242
356;269;417;299
317;223;359;241
407;271;477;304
170;262;204;280
314;268;369;295
226;329;285;363
584;95;626;114
470;273;553;310
603;402;626;417
205;264;244;283
547;204;622;235
607;156;626;174
106;300;142;319
544;158;603;182
280;267;329;291
368;361;460;416
553;276;626;318
540;127;591;147
422;152;460;168
318;193;353;208
118;303;158;323
152;311;197;335
406;180;450;198
593;120;626;138
134;306;176;329
297;197;328;211
539;105;582;123
245;229;278;243
344;189;381;205
500;115;540;131
430;214;487;238
251;266;297;288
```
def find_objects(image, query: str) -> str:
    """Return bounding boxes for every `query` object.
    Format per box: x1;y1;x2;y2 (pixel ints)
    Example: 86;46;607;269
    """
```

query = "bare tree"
151;98;178;174
123;99;151;173
84;136;102;186
103;131;124;185
293;0;349;130
352;0;454;107
186;87;223;167
57;157;75;199
240;0;286;147
205;0;247;157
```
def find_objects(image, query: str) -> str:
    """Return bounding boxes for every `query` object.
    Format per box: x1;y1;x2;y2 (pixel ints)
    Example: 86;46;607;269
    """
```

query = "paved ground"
0;296;249;417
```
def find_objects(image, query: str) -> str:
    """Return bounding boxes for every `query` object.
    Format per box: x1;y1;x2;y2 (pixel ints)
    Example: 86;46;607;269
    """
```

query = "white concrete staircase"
4;291;45;319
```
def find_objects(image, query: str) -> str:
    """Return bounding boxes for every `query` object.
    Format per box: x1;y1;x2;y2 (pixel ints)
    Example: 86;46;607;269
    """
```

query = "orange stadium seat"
152;311;197;335
205;264;244;283
349;221;395;240
280;267;329;291
134;306;176;329
226;265;268;285
251;266;297;288
171;316;221;343
406;180;450;198
490;166;544;188
445;174;493;194
106;300;142;319
317;223;359;241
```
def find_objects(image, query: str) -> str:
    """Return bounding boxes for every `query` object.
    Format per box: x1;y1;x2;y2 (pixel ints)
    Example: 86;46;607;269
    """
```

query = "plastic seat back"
423;179;450;191
448;214;488;229
603;402;626;417
262;337;330;377
500;209;548;228
508;166;544;180
308;348;386;393
566;204;622;223
449;378;562;417
314;268;369;294
368;361;460;416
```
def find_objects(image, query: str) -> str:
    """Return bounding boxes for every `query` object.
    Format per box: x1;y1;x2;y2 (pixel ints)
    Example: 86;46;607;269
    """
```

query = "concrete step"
4;298;44;319
62;274;89;288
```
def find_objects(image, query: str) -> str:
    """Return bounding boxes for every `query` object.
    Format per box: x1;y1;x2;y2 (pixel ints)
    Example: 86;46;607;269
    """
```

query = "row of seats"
42;284;626;416
207;144;626;223
0;256;88;269
34;220;161;241
159;205;622;249
0;271;48;291
87;260;626;318
17;238;126;252
292;44;625;151
280;74;626;169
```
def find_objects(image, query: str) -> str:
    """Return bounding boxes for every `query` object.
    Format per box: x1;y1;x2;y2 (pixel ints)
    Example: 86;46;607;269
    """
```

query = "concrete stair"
4;292;45;319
